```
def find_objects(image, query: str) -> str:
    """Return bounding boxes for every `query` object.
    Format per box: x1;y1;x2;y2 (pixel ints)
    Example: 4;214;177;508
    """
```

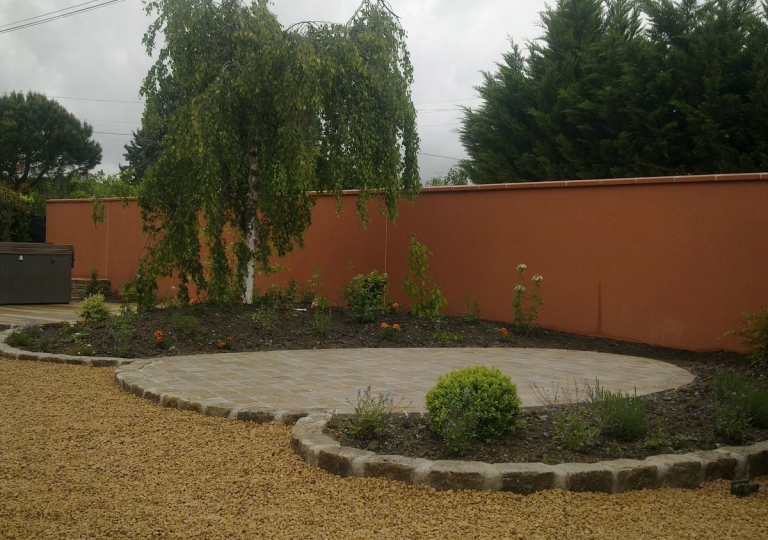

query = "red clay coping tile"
45;173;768;203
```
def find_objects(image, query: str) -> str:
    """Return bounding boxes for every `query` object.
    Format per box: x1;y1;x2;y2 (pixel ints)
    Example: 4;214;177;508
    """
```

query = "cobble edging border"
0;329;132;367
114;360;310;424
6;331;768;493
291;414;768;495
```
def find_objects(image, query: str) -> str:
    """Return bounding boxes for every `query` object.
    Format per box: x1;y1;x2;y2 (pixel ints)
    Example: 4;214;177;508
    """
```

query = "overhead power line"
47;95;143;104
0;0;127;35
0;0;105;29
419;122;461;128
413;97;481;105
419;152;462;161
0;91;142;104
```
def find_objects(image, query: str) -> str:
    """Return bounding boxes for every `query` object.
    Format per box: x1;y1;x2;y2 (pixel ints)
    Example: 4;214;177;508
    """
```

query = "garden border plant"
402;236;447;321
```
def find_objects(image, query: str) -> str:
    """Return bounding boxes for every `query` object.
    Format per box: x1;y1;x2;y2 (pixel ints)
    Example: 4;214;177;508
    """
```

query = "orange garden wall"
46;173;768;352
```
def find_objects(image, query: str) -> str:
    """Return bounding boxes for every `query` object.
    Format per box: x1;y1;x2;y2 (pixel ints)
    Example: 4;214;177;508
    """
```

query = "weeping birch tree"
137;0;419;303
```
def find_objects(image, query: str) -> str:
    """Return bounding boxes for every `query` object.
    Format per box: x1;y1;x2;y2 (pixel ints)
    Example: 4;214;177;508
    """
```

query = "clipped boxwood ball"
425;365;521;441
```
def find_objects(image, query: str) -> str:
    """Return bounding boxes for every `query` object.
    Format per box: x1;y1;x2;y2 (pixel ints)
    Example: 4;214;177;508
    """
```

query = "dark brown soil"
9;301;767;464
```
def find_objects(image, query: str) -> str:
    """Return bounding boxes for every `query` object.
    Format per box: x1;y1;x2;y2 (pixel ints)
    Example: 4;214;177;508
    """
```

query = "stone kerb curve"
0;329;132;367
114;359;310;424
291;414;768;495
5;331;768;495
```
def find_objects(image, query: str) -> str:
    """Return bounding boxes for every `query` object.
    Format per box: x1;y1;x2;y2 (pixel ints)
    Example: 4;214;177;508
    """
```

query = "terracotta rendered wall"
46;199;147;291
46;174;768;351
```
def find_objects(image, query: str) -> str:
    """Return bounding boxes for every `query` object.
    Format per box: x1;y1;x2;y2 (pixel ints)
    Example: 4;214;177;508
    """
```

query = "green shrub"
433;329;464;344
531;379;597;451
724;307;768;375
120;267;157;310
437;387;481;455
172;312;199;336
252;308;279;336
76;293;111;324
511;263;544;336
714;395;751;443
0;185;33;242
402;236;447;320
343;271;387;322
5;324;42;348
588;380;647;441
463;294;480;324
346;386;394;439
713;373;768;433
262;281;298;308
85;268;103;297
426;366;521;444
106;306;137;358
312;307;333;337
554;409;597;451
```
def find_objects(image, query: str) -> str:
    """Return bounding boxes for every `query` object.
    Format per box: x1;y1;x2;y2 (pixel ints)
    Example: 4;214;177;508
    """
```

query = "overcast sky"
1;0;550;182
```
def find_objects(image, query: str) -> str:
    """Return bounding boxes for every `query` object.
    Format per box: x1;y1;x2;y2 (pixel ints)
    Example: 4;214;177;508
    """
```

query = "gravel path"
2;358;767;539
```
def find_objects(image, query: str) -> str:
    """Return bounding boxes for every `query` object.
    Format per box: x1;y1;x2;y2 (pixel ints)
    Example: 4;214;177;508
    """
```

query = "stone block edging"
0;329;132;367
114;360;310;424
291;414;768;495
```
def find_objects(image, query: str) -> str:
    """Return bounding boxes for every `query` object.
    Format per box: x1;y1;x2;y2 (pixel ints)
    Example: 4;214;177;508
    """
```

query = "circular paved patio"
116;348;694;415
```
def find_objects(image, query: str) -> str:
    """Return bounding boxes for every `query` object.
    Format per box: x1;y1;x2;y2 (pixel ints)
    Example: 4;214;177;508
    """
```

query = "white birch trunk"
242;145;260;304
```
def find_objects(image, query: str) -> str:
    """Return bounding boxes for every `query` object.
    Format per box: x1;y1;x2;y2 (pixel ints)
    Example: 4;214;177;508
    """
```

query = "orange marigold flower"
392;324;401;331
155;330;164;343
391;302;399;310
226;336;233;343
499;327;509;336
217;341;225;349
380;322;389;329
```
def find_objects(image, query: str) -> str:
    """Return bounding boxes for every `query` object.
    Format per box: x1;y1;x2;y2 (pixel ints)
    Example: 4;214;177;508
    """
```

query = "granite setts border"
5;329;768;493
0;329;132;367
291;413;768;495
114;359;310;424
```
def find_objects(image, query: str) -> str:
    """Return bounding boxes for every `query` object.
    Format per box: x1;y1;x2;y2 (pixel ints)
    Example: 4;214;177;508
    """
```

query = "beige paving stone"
115;348;695;416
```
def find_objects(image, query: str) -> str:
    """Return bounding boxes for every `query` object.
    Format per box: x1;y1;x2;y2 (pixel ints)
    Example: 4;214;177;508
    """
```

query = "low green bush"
120;268;157;310
312;307;333;337
724;307;768;374
346;386;393;439
85;268;103;297
5;324;42;348
76;293;111;324
343;271;387;322
713;373;768;439
588;380;647;441
425;366;521;447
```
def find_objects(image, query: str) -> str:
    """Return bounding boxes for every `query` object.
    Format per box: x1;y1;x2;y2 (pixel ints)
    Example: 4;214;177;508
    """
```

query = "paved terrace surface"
121;348;694;413
1;303;695;414
0;302;121;326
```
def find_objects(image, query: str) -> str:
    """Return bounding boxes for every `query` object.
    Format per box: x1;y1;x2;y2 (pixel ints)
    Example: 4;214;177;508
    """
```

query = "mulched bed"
9;301;768;464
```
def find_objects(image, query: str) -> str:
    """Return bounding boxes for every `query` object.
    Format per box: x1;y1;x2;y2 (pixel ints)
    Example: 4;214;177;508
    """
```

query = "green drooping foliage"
460;0;768;183
137;0;420;304
0;91;102;191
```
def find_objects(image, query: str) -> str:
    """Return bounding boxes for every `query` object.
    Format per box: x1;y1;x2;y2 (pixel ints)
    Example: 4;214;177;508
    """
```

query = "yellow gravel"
1;358;767;540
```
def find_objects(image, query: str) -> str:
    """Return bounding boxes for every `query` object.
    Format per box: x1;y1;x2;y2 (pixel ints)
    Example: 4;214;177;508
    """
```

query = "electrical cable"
0;91;142;104
0;0;127;35
0;0;105;29
418;152;462;161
